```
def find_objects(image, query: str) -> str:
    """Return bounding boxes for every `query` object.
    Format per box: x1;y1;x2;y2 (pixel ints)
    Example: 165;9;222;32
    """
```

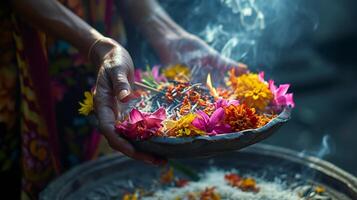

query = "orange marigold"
228;69;273;111
224;104;260;132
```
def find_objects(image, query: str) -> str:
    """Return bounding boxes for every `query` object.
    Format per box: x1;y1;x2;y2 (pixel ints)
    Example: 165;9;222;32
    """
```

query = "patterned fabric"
0;1;126;199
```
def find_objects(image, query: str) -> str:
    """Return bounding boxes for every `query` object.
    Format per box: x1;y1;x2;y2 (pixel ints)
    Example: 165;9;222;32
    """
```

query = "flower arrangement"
79;64;294;140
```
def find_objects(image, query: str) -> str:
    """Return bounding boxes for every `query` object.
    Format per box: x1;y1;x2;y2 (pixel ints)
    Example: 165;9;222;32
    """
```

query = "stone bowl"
40;144;357;200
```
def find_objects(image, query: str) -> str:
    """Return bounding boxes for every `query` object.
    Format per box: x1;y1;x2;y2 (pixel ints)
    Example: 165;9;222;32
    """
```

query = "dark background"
125;0;357;175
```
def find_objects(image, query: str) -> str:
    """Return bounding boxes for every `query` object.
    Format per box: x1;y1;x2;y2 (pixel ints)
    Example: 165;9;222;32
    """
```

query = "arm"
11;0;163;165
11;0;106;65
120;0;247;80
120;0;186;62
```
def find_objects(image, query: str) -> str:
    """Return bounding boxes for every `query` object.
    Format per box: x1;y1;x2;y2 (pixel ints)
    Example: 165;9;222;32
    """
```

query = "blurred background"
124;0;357;175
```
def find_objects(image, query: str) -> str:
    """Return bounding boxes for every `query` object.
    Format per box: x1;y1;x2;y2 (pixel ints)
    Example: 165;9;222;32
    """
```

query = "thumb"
108;66;133;103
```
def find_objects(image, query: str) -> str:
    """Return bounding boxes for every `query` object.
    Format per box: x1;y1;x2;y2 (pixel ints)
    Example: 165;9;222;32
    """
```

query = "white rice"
143;169;300;200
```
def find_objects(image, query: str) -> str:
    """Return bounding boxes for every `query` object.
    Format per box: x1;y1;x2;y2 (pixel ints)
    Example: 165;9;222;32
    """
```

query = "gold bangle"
87;38;103;61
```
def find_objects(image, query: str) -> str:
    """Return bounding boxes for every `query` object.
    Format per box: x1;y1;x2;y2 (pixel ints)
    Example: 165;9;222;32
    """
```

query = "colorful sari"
0;0;125;199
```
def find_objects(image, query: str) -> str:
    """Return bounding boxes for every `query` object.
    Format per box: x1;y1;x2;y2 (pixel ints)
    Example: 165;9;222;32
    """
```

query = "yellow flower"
163;64;190;80
164;113;205;137
78;91;94;116
122;193;138;200
315;186;325;194
228;71;273;111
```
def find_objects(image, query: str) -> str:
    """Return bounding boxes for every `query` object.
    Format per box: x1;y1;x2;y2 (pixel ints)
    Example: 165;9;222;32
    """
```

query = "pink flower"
268;80;295;108
258;71;266;83
115;107;166;140
151;65;167;83
134;69;142;82
214;98;239;109
192;108;231;136
134;65;167;83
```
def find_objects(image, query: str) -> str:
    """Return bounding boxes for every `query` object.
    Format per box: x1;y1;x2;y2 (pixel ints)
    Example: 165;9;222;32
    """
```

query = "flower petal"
209;108;225;127
196;110;210;124
192;117;206;130
150;107;166;120
129;109;144;123
213;124;231;134
258;72;265;82
152;65;160;80
146;118;164;128
276;84;290;97
134;69;142;82
285;93;295;107
268;80;277;93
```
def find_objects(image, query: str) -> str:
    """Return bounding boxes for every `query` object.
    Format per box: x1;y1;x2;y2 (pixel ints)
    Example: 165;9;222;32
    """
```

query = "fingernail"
118;90;130;102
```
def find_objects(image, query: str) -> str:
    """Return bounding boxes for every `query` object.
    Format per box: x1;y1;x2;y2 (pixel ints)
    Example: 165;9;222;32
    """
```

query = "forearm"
120;0;187;52
10;0;105;62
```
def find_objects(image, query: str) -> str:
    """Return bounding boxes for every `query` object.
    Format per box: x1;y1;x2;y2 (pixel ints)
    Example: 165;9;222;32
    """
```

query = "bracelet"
87;38;104;61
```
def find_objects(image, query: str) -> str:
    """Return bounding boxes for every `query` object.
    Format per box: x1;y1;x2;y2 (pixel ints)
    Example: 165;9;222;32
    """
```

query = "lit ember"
225;173;260;193
200;187;221;200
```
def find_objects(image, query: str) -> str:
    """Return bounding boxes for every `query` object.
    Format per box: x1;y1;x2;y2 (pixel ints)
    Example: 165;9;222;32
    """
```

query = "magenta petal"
215;98;225;108
152;65;160;79
150;107;166;120
228;99;239;106
258;72;265;82
192;117;206;130
215;99;239;109
145;118;163;129
151;65;167;83
129;109;144;123
285;93;295;107
276;84;290;97
134;69;142;82
115;122;138;139
268;80;277;92
276;96;287;105
209;108;225;126
213;124;231;134
196;110;210;124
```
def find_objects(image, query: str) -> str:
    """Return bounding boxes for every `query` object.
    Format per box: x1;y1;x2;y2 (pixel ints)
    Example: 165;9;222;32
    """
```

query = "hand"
92;37;165;165
158;33;248;82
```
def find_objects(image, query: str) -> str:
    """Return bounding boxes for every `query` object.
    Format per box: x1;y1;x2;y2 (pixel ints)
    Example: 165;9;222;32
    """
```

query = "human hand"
91;37;166;165
157;33;248;82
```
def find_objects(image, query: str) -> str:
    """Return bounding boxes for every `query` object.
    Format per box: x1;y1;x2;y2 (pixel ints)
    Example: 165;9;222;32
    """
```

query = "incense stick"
134;81;162;93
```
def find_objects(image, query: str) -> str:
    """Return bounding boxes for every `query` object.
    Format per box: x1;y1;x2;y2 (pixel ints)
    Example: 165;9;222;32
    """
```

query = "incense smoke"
299;134;334;159
157;0;319;70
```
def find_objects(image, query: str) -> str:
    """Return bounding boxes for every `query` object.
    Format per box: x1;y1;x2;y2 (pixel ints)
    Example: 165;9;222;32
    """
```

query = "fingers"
109;67;131;101
103;47;135;103
214;55;249;75
94;67;166;165
225;59;249;75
